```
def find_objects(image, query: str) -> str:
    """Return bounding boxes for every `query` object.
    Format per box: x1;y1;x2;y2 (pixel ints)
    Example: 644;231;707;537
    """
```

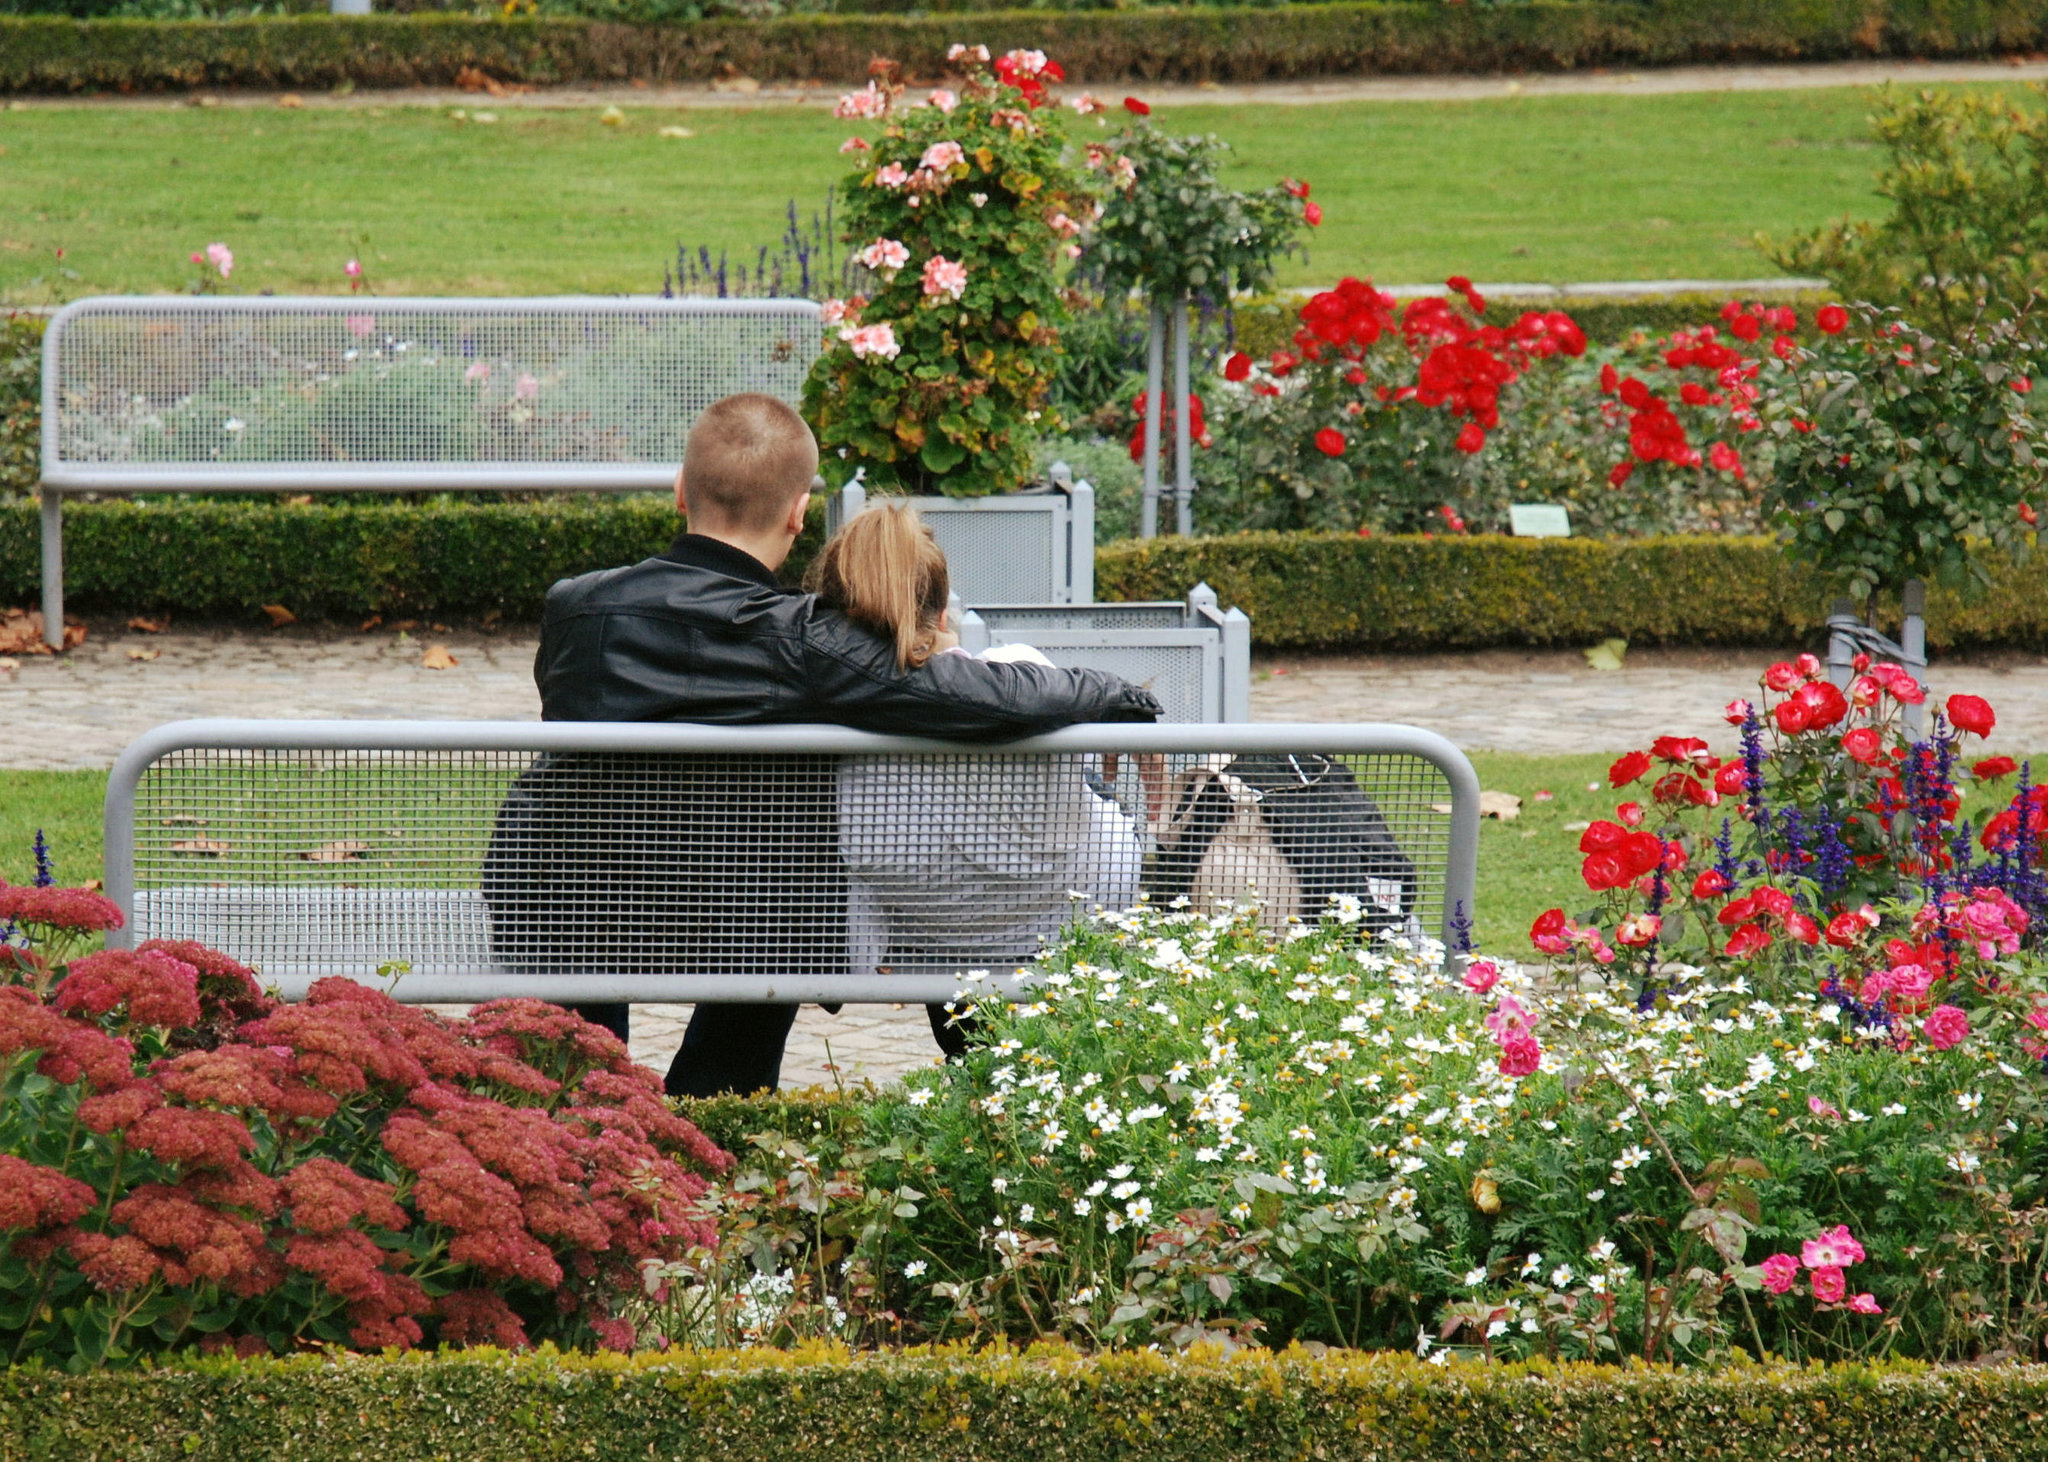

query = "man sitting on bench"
483;394;1160;1097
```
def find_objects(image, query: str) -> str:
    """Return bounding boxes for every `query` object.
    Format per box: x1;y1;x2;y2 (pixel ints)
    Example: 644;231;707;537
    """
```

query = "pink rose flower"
1848;1292;1883;1315
1461;959;1500;996
205;241;234;279
343;258;363;280
1801;1224;1866;1270
1923;1003;1970;1050
1760;1252;1800;1295
1496;1033;1541;1078
1808;1265;1847;1304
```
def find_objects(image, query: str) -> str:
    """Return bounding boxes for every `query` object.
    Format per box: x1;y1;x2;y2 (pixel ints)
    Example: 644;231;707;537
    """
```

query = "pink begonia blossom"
1802;1225;1866;1270
922;255;968;301
1959;886;2029;959
835;83;887;120
926;89;958;113
1848;1292;1883;1315
946;42;989;63
1496;1033;1541;1078
346;315;376;339
464;362;491;383
1923;1003;1971;1050
1808;1266;1847;1304
921;140;967;172
1760;1253;1800;1294
1000;48;1049;76
840;322;899;360
205;242;233;279
1461;959;1500;995
1048;212;1081;238
839;137;871;154
512;372;540;401
873;163;909;190
857;239;910;273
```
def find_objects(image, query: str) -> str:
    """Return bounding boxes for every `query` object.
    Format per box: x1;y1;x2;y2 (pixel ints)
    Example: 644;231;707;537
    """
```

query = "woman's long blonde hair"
804;501;951;671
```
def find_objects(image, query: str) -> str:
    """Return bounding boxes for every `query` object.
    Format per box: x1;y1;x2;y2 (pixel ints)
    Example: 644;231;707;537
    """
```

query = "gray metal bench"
36;295;822;646
828;471;1095;605
959;584;1250;724
104;719;1481;1005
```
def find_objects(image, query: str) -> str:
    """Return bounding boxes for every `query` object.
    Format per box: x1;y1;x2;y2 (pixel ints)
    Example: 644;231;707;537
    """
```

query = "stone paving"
12;619;2048;1088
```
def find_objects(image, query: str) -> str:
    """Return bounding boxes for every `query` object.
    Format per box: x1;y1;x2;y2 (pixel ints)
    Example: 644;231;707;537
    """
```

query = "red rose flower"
1785;912;1821;946
1616;801;1645;827
1582;853;1629;891
1840;727;1883;765
1454;422;1485;453
1724;697;1754;725
1313;427;1345;457
1303;202;1323;227
2021;503;2038;525
1713;762;1747;796
1791;681;1848;731
1692;870;1731;899
1946;693;1996;739
1222;351;1252;382
1579;821;1625;854
1122;96;1150;115
1773;334;1796;359
2014;376;2032;394
1608;461;1634;486
1974;755;2019;780
1773;698;1812;735
1817;304;1848;334
1723;922;1773;957
1283;178;1311;199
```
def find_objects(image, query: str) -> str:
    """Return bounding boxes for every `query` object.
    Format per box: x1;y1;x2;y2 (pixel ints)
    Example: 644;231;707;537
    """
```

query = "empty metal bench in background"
103;720;1481;1005
36;295;823;647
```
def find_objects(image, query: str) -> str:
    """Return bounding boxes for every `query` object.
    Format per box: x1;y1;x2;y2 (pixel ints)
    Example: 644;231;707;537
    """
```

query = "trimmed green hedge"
1095;531;2048;652
0;495;830;618
5;1348;2048;1459
5;1;2048;93
11;497;2048;651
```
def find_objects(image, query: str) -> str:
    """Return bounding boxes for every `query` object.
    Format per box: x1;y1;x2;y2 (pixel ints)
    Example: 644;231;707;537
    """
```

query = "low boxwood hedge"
4;1347;2048;1460
8;497;2046;652
5;0;2047;94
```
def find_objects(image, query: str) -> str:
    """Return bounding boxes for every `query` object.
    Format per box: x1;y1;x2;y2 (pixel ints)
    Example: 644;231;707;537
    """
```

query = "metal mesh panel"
974;604;1186;632
45;298;819;486
1010;642;1213;724
119;733;1465;1002
921;503;1061;603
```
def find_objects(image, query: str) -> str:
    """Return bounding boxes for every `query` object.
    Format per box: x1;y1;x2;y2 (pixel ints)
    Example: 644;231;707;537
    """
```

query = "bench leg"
40;486;63;651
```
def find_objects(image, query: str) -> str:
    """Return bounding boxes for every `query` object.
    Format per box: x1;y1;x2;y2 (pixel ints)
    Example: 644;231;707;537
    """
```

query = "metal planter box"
826;469;1094;605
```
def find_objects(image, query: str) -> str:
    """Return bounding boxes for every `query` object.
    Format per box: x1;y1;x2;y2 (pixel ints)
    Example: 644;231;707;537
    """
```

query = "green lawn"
0;85;1906;301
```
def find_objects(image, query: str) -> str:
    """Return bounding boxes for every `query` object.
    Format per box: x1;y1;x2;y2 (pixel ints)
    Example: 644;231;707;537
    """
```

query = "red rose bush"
0;903;726;1366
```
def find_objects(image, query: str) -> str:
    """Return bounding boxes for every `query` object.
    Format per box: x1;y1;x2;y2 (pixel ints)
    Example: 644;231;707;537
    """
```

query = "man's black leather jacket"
535;532;1163;733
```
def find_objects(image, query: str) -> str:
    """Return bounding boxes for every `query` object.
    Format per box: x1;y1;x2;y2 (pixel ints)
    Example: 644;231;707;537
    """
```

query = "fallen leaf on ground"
659;126;695;139
430;622;449;632
1533;789;1554;801
299;840;370;862
84;878;102;891
277;93;304;108
261;604;297;627
1479;790;1523;821
421;644;459;670
1562;820;1592;832
0;609;85;654
600;105;625;126
126;647;160;661
1582;637;1628;672
127;615;169;633
360;615;383;632
170;838;231;857
391;619;419;632
0;658;16;673
161;815;208;826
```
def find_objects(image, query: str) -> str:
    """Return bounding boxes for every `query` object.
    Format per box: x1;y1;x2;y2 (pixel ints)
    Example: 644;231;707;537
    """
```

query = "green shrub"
1095;530;2048;651
0;494;830;619
6;1347;2048;1461
7;2;2048;95
1;316;41;501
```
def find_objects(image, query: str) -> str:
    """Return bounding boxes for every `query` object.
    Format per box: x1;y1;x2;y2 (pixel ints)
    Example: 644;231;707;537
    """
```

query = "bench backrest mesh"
106;723;1480;1004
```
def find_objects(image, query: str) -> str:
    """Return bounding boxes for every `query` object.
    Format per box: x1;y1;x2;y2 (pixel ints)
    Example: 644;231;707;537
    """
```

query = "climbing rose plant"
0;888;727;1367
804;48;1099;497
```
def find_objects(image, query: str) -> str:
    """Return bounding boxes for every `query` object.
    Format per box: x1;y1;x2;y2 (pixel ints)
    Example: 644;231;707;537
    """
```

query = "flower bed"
0;888;727;1364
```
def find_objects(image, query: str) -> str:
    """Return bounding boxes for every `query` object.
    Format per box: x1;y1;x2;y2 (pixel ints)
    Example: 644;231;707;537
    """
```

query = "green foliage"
1759;305;2046;600
803;54;1094;497
1;317;41;501
1085;125;1308;303
7;1347;2048;1461
8;1;2048;95
0;495;829;620
1095;531;2048;652
1767;84;2048;340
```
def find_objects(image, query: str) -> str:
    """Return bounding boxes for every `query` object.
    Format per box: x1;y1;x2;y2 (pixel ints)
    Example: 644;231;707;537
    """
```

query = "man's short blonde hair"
681;394;820;534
